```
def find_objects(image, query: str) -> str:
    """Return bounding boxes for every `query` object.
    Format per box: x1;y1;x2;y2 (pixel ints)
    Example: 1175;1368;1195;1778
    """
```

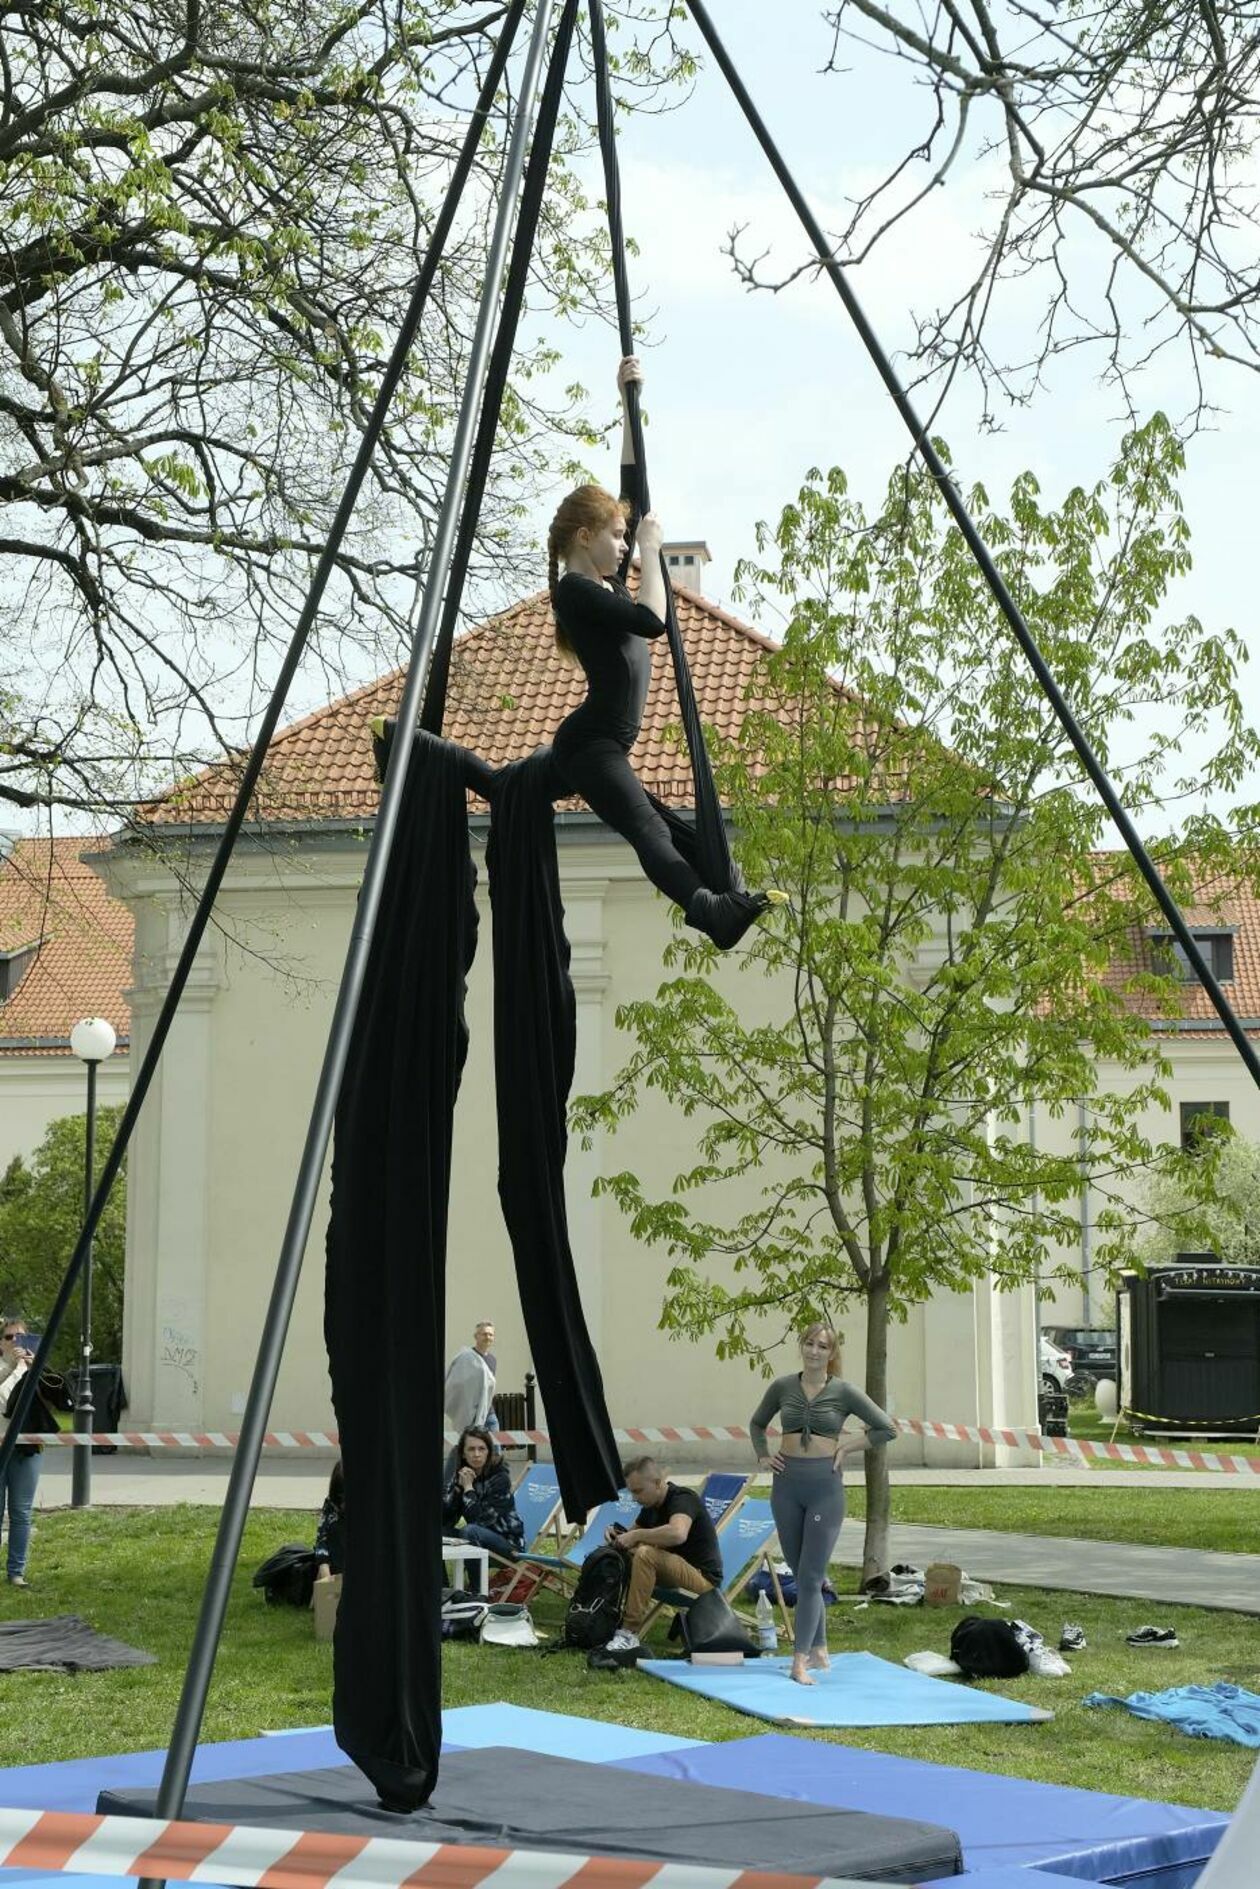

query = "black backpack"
561;1545;631;1650
252;1544;319;1608
950;1615;1029;1679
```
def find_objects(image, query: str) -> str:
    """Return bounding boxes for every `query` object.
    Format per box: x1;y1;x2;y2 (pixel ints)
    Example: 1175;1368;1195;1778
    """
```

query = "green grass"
1065;1420;1260;1458
1;1503;1256;1814
862;1484;1260;1555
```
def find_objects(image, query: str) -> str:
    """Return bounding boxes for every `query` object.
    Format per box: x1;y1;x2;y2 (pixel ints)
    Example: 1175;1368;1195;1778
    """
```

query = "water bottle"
755;1588;777;1652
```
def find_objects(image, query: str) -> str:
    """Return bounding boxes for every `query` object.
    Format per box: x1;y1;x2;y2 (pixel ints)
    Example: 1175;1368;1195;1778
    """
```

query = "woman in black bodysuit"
547;357;778;951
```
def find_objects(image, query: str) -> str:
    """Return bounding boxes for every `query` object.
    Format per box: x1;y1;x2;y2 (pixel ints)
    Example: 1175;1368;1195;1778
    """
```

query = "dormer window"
1149;928;1234;983
0;940;40;1002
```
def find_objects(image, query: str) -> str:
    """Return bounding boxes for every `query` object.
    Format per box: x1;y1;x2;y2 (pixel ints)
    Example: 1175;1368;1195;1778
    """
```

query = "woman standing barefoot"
751;1324;895;1685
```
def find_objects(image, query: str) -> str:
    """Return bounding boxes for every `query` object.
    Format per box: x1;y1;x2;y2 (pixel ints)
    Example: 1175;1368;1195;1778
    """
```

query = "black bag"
252;1544;319;1608
680;1586;758;1657
561;1544;631;1649
950;1615;1029;1679
441;1588;489;1641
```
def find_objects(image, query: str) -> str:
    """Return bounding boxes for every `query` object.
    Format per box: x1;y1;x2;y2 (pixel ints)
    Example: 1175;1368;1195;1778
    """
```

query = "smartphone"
11;1332;41;1351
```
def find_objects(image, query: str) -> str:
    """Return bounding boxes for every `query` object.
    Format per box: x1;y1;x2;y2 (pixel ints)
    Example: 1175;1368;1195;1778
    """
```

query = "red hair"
547;484;630;660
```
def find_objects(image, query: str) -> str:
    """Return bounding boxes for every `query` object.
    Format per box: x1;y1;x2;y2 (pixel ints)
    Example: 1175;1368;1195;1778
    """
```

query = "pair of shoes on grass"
1126;1624;1179;1648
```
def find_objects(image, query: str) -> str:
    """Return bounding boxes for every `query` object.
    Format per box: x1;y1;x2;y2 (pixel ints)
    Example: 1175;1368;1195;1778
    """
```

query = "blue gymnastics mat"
638;1651;1051;1727
620;1733;1228;1886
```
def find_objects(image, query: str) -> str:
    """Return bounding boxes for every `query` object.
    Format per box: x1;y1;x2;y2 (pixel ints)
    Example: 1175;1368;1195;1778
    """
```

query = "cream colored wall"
0;1053;130;1177
98;821;1041;1448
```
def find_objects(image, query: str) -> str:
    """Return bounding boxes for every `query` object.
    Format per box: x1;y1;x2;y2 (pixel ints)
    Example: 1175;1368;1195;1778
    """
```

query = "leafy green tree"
1138;1131;1260;1270
575;414;1259;1577
0;2;686;816
0;1106;127;1377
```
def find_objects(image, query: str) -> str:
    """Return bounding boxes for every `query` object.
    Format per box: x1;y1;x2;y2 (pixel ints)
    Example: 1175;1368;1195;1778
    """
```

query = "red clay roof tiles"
0;839;131;1057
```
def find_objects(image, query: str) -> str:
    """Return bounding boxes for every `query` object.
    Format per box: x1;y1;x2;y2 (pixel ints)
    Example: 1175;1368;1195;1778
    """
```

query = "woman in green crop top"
750;1322;896;1685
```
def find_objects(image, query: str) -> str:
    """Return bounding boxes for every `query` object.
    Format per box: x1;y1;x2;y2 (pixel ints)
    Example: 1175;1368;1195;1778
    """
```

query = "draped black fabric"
486;750;622;1520
325;728;620;1806
325;736;479;1812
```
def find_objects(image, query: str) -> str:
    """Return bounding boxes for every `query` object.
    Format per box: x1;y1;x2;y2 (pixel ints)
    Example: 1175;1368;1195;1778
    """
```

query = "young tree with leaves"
0;1106;127;1374
575;414;1259;1577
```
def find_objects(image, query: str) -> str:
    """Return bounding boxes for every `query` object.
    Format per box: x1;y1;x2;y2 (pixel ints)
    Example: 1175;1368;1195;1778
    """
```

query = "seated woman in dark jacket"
442;1426;523;1588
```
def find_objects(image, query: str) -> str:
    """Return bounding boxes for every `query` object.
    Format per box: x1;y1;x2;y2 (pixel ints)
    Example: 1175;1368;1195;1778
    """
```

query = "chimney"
661;540;711;594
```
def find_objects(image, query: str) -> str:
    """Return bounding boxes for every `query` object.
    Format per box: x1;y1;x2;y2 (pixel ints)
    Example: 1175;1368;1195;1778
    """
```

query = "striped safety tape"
15;1418;1260;1475
0;1806;853;1889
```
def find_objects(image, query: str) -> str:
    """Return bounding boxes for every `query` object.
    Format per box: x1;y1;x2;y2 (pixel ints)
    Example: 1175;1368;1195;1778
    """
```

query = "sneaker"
607;1628;640;1653
1059;1623;1087;1652
1126;1625;1179;1648
6;1575;29;1589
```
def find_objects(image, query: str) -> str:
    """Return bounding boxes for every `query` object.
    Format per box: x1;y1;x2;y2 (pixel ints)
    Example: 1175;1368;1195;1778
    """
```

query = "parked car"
1044;1325;1118;1399
1039;1334;1074;1395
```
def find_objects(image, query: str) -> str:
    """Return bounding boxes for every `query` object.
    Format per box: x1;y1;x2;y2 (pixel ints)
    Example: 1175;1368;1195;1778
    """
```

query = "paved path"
32;1455;1259;1509
831;1523;1260;1614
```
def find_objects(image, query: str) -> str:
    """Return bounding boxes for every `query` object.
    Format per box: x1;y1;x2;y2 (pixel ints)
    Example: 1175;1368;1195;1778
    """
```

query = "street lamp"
69;1016;117;1508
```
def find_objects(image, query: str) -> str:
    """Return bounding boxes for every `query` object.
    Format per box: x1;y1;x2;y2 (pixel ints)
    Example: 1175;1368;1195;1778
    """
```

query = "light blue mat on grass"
639;1650;1051;1727
441;1702;702;1760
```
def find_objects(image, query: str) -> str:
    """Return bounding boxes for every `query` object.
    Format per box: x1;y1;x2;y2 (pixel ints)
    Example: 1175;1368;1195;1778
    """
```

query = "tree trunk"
860;1273;892;1585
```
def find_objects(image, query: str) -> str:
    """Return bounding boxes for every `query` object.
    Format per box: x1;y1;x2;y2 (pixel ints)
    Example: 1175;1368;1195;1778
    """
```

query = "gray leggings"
771;1455;845;1655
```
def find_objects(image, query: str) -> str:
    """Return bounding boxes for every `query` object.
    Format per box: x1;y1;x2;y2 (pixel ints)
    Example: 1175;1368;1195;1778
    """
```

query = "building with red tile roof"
0;837;132;1181
93;573;1260;1435
0;838;132;1057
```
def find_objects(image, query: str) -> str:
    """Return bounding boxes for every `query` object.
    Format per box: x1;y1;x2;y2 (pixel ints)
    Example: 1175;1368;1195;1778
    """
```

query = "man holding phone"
1;1316;52;1587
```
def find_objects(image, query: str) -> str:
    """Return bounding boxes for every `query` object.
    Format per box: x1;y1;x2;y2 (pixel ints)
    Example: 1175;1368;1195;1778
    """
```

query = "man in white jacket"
443;1321;497;1435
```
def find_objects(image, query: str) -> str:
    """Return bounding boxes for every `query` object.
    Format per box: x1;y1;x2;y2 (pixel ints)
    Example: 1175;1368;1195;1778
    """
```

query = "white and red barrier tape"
0;1806;847;1889
16;1417;1260;1474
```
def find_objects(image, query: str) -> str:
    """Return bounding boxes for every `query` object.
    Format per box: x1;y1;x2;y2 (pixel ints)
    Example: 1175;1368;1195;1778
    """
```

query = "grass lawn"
0;1502;1256;1816
1057;1409;1260;1467
856;1484;1260;1556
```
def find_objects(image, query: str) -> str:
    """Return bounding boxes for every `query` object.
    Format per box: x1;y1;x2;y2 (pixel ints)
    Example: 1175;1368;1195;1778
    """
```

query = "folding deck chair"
490;1462;567;1602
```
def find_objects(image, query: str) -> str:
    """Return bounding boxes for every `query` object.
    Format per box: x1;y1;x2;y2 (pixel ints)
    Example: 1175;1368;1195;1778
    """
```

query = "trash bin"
1038;1387;1069;1438
88;1362;126;1453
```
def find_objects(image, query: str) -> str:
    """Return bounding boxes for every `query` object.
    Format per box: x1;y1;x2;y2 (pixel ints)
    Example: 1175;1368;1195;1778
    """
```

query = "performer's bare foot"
807;1647;831;1671
789;1655;815;1686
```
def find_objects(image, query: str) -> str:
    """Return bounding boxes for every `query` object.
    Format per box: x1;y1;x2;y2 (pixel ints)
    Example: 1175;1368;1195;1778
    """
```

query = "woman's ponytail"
547;484;627;663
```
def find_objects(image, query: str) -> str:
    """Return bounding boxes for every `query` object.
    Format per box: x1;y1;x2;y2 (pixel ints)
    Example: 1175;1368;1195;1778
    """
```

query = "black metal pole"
148;0;561;1830
684;0;1260;1094
0;0;531;1485
70;1058;97;1509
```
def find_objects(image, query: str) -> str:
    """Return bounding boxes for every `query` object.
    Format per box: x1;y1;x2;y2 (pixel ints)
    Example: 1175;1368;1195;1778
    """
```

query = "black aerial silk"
323;0;736;1817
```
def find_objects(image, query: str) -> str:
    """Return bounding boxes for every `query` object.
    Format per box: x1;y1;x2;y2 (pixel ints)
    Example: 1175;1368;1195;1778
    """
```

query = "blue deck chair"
512;1487;640;1586
698;1469;750;1527
642;1495;788;1640
489;1462;568;1602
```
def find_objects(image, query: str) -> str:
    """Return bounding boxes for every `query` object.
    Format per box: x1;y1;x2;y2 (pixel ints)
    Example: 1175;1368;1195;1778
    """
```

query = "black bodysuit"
551;466;703;911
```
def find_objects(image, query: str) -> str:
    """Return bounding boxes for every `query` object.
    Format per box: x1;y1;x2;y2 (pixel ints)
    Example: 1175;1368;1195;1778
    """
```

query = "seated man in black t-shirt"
608;1455;723;1638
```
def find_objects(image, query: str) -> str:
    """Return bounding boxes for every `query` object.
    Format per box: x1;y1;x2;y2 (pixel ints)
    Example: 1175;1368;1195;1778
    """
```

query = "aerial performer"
545;355;782;950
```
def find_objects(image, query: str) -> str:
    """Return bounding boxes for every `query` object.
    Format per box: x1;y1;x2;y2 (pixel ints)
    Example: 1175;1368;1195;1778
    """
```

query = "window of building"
667;554;680;567
1150;930;1235;982
1180;1100;1231;1150
0;942;39;1003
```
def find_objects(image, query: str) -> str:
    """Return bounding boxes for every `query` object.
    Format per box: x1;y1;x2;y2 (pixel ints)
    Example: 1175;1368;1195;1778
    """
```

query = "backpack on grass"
950;1614;1029;1679
253;1544;320;1608
560;1545;631;1650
